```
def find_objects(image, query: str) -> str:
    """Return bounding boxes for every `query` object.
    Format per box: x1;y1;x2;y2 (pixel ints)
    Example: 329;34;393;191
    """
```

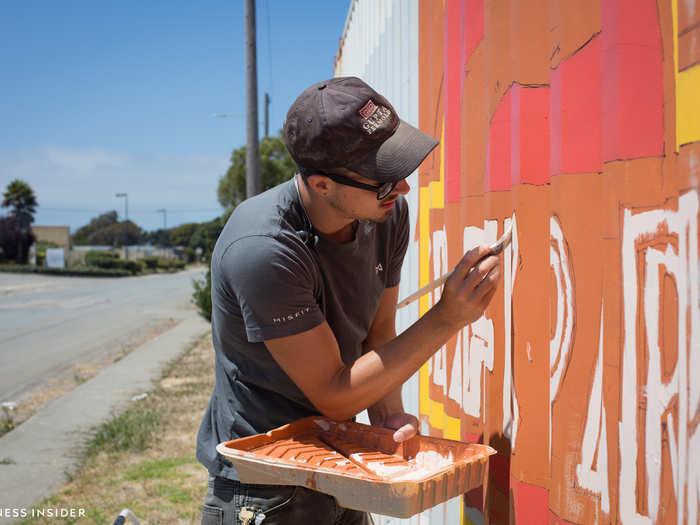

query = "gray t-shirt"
196;178;409;480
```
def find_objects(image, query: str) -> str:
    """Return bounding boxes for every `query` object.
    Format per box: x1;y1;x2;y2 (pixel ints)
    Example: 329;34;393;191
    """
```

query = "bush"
142;256;159;270
166;259;186;271
192;268;212;322
84;251;141;275
35;240;59;266
84;250;118;266
122;259;142;274
0;216;35;264
0;264;130;277
153;257;186;271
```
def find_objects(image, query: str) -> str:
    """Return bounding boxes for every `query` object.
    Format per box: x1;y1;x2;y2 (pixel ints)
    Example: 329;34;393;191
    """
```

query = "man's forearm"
361;312;403;425
324;307;456;420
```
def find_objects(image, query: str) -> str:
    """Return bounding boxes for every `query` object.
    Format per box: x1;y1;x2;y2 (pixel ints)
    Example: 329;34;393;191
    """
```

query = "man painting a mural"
196;77;503;524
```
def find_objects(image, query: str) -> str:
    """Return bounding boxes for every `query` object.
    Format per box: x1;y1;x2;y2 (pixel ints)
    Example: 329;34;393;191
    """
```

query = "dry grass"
18;333;216;525
1;319;180;438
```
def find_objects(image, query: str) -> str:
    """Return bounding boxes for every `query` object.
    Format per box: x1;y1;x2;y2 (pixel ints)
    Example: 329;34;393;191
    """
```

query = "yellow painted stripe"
678;64;700;146
417;119;465;522
417;122;462;440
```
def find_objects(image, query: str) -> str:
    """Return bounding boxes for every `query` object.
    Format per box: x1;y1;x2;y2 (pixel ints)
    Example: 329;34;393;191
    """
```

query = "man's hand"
374;412;419;443
432;244;500;330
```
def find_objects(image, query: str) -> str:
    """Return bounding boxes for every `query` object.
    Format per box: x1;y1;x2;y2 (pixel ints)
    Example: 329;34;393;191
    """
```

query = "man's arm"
264;244;500;422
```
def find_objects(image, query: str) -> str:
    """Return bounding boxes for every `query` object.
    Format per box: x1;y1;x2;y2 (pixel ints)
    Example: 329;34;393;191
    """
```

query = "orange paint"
414;1;700;523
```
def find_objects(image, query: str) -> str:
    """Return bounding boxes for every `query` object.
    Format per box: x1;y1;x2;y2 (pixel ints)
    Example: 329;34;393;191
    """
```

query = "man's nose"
395;178;410;195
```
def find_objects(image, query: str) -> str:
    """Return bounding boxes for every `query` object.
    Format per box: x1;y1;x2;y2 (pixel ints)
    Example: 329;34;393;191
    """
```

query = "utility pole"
115;192;129;260
156;209;167;229
245;0;260;198
264;92;270;137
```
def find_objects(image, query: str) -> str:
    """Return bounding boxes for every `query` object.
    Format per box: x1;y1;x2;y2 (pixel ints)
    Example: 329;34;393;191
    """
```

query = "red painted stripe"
602;0;663;161
445;0;463;202
512;85;550;186
486;88;512;191
510;476;550;524
464;0;484;62
554;36;603;174
550;67;562;176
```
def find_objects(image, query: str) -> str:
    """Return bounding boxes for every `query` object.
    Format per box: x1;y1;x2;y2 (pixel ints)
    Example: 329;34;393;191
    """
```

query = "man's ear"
307;174;330;197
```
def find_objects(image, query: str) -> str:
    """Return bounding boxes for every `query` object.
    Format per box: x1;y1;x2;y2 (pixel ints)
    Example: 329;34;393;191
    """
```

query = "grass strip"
13;333;214;525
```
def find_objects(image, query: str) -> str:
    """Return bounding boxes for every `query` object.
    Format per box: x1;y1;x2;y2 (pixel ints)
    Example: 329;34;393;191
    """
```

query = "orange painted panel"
416;1;700;524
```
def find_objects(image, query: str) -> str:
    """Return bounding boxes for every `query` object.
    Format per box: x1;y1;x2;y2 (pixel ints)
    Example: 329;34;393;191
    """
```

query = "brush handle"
396;270;454;309
396;225;512;310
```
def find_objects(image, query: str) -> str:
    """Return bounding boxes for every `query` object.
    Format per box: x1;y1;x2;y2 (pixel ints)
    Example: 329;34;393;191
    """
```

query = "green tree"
87;221;142;246
2;179;38;230
169;223;200;247
190;208;233;320
72;211;119;245
143;228;171;247
0;216;35;263
217;132;296;209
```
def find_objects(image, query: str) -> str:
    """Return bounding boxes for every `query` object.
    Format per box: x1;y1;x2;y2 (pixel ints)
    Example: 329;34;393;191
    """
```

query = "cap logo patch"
359;99;378;119
359;100;392;136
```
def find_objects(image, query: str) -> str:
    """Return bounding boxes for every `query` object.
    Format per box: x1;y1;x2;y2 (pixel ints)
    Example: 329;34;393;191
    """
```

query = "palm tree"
2;179;38;230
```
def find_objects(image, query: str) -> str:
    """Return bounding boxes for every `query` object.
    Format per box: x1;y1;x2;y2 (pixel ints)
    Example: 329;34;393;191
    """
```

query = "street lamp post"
156;209;167;230
115;193;129;260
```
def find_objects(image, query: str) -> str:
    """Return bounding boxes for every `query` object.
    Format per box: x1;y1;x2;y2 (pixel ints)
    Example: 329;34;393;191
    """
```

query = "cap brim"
347;120;439;183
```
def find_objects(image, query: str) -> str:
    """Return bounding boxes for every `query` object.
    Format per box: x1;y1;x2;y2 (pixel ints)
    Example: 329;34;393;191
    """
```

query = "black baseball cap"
283;77;439;184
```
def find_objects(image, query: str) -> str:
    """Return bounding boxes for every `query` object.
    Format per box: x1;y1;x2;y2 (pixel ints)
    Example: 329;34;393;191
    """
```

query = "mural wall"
336;0;699;523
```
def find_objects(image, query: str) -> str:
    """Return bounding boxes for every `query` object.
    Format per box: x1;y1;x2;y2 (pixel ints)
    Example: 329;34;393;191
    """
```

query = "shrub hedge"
0;264;130;277
84;251;141;275
141;256;184;271
141;256;160;270
84;250;118;266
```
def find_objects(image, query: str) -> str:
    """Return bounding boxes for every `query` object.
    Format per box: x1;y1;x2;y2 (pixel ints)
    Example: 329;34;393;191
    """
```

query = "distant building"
31;225;70;255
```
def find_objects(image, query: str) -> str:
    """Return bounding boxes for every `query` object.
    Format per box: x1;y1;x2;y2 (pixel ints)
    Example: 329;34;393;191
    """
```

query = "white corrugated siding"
335;2;463;524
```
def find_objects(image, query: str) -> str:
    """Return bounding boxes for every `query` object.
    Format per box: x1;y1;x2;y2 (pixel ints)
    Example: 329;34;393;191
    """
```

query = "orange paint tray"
216;416;496;518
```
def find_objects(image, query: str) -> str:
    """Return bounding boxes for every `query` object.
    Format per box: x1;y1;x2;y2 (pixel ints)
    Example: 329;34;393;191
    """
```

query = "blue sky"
0;1;351;232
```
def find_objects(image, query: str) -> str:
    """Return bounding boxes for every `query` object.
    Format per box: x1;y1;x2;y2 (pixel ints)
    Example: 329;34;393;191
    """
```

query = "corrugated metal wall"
337;0;700;524
336;2;449;523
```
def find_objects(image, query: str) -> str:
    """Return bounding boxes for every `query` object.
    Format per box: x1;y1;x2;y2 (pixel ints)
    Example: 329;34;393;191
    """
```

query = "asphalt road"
0;267;206;402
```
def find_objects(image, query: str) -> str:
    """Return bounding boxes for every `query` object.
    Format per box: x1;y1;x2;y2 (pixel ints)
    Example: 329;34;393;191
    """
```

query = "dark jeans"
201;477;374;525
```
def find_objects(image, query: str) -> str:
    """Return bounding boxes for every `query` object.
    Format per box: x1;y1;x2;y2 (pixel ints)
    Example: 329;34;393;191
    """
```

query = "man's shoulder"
214;180;305;257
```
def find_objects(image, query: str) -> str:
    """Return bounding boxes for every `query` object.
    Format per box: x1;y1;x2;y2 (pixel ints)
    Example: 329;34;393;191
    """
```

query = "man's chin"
367;210;393;224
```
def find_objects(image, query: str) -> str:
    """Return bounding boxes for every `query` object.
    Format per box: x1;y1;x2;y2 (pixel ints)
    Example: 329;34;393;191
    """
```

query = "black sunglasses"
314;170;397;200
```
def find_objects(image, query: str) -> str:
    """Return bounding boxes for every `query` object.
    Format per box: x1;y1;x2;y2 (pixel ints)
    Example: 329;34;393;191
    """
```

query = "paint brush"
396;224;513;309
317;432;382;479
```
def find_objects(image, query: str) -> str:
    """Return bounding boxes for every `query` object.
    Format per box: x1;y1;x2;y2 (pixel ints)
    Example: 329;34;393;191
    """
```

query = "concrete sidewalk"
0;313;210;524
